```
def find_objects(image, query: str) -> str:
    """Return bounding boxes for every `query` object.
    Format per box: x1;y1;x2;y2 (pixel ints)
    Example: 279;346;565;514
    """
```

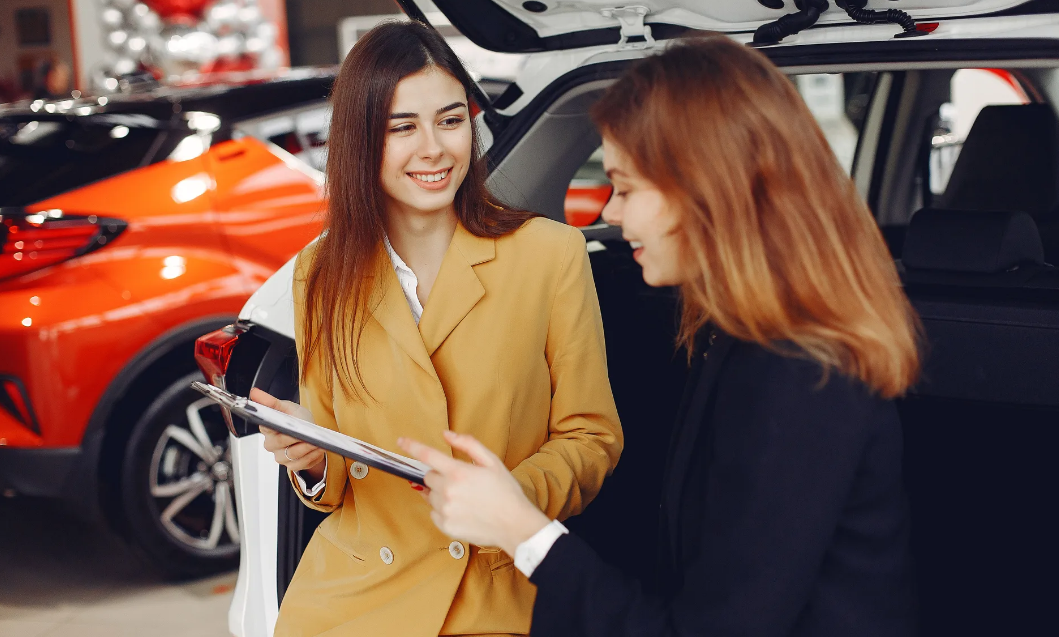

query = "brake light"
195;323;248;387
0;207;126;281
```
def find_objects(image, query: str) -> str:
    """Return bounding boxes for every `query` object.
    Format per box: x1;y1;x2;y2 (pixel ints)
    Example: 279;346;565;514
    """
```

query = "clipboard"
191;381;429;485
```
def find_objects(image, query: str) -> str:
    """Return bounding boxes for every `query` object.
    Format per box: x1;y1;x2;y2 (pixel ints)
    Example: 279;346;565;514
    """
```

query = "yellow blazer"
274;218;623;637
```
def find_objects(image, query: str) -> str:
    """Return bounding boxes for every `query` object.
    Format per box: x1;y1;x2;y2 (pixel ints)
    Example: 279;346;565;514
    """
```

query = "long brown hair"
304;21;536;399
592;36;921;398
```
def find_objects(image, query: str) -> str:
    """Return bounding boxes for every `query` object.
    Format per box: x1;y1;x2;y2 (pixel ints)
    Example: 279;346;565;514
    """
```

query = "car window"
928;68;1028;194
0;114;171;206
562;72;878;228
234;103;331;173
794;72;879;174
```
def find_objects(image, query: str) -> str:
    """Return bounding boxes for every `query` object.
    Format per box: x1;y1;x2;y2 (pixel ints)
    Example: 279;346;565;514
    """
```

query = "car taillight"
195;323;248;387
0;207;126;281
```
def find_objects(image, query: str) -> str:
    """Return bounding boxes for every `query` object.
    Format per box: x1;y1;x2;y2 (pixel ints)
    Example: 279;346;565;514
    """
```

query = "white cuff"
294;457;327;497
513;519;568;577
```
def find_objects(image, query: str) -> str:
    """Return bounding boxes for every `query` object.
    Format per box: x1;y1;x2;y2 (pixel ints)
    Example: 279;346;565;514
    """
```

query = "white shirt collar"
383;234;424;324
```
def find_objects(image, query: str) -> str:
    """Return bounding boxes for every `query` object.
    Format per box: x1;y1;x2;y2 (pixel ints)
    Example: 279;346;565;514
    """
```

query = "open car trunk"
404;0;1052;53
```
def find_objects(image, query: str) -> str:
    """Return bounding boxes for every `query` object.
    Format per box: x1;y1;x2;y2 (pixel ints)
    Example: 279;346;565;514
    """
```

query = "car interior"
262;60;1059;635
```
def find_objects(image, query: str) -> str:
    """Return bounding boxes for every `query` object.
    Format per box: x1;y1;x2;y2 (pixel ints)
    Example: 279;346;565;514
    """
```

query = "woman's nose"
601;194;622;226
418;129;444;159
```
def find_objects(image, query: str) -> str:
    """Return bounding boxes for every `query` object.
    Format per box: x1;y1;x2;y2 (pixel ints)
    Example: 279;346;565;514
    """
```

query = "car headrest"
902;209;1045;273
939;104;1059;221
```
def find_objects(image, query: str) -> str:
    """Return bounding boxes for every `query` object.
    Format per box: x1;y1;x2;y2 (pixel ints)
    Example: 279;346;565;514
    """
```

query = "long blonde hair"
592;36;921;398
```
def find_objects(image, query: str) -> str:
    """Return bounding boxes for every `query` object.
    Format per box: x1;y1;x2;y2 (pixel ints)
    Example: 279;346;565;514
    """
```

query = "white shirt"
384;234;424;324
514;519;569;577
293;235;422;497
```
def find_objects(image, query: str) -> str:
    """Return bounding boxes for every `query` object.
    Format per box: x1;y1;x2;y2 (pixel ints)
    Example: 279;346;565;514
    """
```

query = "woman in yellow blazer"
249;21;622;637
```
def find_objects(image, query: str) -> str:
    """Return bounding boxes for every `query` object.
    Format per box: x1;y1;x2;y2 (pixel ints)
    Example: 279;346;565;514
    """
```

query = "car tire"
122;372;240;578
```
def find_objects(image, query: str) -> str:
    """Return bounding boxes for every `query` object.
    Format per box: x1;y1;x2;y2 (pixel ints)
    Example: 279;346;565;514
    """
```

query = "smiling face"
600;138;687;287
380;67;472;220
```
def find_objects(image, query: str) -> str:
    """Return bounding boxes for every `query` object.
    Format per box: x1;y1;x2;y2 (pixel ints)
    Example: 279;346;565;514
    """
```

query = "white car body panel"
230;255;299;637
237;251;298;334
228;434;281;637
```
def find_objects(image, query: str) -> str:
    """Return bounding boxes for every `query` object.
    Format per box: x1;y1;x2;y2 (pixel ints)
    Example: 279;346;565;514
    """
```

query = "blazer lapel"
369;248;439;383
662;329;736;562
418;224;494;356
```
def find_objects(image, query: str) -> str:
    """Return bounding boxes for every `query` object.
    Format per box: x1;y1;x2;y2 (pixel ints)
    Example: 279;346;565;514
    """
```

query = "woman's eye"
604;186;628;206
389;124;415;133
440;116;465;127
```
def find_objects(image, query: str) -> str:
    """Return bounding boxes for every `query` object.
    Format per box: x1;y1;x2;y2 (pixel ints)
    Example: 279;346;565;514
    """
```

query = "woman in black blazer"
400;36;922;637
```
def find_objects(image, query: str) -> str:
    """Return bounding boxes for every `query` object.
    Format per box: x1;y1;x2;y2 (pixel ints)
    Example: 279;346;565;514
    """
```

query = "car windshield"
0;113;175;206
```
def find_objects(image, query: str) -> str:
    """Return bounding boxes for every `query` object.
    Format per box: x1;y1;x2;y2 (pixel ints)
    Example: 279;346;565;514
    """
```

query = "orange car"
0;70;607;576
0;70;336;576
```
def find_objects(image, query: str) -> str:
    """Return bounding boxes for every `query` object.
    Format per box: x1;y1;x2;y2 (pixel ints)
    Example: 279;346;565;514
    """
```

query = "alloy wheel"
147;396;240;555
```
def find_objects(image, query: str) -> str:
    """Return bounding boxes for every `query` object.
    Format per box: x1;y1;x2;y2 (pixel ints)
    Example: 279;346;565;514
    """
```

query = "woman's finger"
424;476;448;511
249;387;279;408
275;445;323;470
288;448;325;472
282;442;317;460
250;388;315;423
422;469;444;493
261;430;303;452
442;431;500;469
398;438;461;474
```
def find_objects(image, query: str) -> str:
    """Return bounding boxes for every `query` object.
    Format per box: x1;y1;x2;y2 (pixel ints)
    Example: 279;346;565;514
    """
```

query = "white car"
195;2;1059;635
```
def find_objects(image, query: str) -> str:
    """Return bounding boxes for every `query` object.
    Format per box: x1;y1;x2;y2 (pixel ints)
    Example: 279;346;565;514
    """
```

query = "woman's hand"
398;431;551;556
251;388;325;482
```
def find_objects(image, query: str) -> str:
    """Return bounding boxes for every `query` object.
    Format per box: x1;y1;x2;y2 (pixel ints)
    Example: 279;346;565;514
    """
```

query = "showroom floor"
0;496;234;637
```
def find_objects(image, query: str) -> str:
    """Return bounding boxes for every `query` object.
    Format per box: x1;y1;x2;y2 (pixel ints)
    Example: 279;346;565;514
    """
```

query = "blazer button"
350;462;369;480
448;541;465;560
380;546;394;565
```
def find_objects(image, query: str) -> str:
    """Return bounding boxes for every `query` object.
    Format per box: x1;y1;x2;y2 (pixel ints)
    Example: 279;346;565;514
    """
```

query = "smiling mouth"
629;241;643;249
408;168;452;184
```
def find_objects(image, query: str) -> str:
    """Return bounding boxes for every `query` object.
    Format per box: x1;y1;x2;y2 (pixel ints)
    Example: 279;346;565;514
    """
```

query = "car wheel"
122;372;240;578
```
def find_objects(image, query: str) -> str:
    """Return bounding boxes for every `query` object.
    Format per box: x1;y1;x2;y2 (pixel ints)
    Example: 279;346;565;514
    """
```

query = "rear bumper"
0;446;82;498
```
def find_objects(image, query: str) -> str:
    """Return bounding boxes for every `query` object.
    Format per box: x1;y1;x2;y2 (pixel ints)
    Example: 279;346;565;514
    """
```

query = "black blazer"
530;331;916;637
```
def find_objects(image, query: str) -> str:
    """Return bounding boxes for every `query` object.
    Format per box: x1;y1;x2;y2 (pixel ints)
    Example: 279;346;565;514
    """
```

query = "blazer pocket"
490;558;515;575
316;524;366;564
478;547;515;575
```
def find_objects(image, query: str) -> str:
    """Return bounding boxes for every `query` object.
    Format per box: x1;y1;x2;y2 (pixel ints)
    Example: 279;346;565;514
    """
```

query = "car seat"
896;206;1059;636
900;207;1047;286
935;103;1059;264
